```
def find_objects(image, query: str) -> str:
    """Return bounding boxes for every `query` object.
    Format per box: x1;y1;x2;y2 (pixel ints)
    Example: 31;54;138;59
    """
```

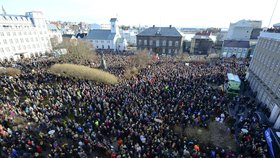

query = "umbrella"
48;130;55;135
241;128;248;133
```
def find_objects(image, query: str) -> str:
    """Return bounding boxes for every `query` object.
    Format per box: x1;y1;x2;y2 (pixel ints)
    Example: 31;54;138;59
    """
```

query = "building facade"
86;18;127;52
190;31;213;55
248;30;280;129
136;25;183;55
222;40;249;58
0;11;52;61
226;20;262;41
47;23;63;47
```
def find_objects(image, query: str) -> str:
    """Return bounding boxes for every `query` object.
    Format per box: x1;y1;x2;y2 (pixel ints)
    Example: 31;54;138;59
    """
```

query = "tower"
110;18;119;35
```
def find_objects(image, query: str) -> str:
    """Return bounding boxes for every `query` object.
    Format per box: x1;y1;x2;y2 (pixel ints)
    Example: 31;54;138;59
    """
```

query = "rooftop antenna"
2;5;6;15
268;0;279;27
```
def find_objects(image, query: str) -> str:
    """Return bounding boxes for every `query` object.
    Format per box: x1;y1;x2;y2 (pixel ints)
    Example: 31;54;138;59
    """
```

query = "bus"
224;73;241;96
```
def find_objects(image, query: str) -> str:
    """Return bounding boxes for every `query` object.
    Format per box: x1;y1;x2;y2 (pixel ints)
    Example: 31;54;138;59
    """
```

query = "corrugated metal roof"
137;27;182;37
86;29;116;40
223;40;249;48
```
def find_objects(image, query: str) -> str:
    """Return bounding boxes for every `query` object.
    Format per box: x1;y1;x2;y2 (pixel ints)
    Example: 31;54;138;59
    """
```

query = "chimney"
169;25;172;28
153;25;155;28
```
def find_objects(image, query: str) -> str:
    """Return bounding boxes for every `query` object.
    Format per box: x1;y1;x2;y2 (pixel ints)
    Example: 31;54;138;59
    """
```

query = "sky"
1;0;280;28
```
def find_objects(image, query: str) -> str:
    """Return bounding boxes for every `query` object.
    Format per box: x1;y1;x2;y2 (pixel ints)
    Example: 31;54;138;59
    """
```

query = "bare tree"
58;38;96;65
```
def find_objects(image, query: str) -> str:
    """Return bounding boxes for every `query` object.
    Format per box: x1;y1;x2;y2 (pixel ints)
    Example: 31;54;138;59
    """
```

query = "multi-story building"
221;40;250;58
248;28;280;129
222;20;262;58
0;11;52;61
226;20;262;41
47;23;63;47
190;31;213;55
136;25;183;54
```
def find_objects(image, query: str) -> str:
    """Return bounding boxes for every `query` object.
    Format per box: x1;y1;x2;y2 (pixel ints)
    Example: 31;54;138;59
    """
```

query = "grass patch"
0;67;21;76
49;64;118;85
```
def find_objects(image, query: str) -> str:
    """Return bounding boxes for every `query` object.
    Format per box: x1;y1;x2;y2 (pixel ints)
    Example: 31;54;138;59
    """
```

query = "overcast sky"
2;0;280;28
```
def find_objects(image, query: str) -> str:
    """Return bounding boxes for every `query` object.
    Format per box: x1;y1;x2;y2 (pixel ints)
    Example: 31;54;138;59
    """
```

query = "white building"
248;28;280;129
226;20;262;41
86;18;127;51
47;23;63;46
120;29;138;46
0;11;52;61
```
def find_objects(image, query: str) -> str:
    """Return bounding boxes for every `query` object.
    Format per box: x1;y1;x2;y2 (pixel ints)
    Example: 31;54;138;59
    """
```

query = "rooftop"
223;40;250;48
137;26;182;37
86;29;116;40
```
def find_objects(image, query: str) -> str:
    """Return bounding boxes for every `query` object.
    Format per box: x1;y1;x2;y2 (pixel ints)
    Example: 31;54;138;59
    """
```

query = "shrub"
49;64;118;85
124;66;138;79
0;67;21;76
58;38;96;65
131;50;151;68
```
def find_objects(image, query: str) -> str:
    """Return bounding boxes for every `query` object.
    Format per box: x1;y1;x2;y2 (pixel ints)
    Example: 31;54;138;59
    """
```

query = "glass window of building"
144;40;147;46
169;41;172;46
162;40;166;46
175;41;179;47
149;40;153;46
138;40;142;45
156;40;160;47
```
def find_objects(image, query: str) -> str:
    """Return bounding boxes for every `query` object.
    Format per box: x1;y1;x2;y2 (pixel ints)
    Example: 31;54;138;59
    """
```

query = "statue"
100;52;107;70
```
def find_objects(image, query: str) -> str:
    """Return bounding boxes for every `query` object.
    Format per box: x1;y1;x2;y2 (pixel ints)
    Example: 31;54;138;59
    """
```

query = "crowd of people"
0;54;269;158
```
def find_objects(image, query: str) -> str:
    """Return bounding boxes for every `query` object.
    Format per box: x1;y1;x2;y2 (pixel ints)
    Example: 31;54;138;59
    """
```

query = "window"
144;40;147;46
162;48;165;53
0;32;4;36
3;39;7;44
168;49;171;54
25;38;29;42
162;40;166;46
138;40;142;45
9;39;13;44
7;32;10;36
12;46;16;51
101;40;104;43
23;45;26;50
15;39;19;43
156;40;160;47
95;40;98;43
169;41;172;46
175;41;179;47
224;48;228;51
149;40;153;46
107;40;110;43
238;48;242;52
